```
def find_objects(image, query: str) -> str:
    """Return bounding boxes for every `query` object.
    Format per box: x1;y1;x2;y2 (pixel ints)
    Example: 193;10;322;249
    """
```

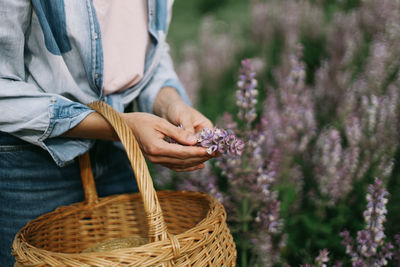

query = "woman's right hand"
120;112;212;172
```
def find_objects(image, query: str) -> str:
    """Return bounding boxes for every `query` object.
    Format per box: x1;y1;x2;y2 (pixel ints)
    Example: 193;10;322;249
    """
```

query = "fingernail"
187;135;197;143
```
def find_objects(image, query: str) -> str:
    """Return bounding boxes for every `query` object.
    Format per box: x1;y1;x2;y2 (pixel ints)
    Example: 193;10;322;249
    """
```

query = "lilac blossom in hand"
165;125;244;156
196;127;244;156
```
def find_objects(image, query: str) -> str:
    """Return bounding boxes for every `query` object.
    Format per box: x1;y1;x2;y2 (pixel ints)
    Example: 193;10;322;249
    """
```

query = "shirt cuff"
39;97;95;167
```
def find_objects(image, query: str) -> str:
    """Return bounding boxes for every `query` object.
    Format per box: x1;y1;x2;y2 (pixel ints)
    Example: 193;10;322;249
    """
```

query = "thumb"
161;121;198;146
180;116;195;135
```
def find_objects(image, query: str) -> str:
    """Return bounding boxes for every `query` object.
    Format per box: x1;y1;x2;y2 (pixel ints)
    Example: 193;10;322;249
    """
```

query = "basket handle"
79;101;168;242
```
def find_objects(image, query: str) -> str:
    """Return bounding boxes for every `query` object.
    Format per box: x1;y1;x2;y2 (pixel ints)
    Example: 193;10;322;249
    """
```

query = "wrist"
62;112;119;141
153;87;184;118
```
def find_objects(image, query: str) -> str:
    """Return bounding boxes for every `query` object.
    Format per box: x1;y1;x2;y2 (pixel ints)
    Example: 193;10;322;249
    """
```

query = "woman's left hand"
153;87;213;134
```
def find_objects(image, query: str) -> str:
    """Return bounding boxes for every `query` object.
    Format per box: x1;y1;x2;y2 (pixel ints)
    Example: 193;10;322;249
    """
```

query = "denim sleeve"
0;80;95;167
0;0;94;167
137;42;191;113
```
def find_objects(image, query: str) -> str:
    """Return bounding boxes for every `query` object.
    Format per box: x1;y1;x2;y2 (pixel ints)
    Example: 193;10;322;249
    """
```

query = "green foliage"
196;0;230;14
300;34;327;85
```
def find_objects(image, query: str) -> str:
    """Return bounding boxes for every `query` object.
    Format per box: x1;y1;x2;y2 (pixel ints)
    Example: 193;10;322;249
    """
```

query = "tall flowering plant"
340;178;394;266
300;179;395;267
218;59;284;266
171;59;285;266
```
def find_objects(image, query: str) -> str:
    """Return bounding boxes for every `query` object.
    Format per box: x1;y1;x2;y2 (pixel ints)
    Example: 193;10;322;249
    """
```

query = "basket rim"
13;190;227;262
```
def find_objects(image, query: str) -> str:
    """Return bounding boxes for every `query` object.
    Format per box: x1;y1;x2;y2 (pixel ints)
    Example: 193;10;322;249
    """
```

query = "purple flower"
165;126;244;156
315;249;330;267
341;230;357;258
341;178;393;266
196;127;244;156
236;59;259;127
301;249;330;267
261;46;316;156
314;128;359;204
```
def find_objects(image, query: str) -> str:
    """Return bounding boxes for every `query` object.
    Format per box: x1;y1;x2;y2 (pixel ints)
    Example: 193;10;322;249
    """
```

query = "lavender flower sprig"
196;127;244;156
165;126;244;156
340;178;393;266
237;59;258;127
315;249;330;267
300;249;330;267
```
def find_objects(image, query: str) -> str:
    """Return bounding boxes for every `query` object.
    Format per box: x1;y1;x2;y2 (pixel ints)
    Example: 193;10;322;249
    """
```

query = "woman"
0;1;213;265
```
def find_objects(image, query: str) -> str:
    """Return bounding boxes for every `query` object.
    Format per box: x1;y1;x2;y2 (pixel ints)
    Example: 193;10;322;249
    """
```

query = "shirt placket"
86;0;104;98
148;0;158;42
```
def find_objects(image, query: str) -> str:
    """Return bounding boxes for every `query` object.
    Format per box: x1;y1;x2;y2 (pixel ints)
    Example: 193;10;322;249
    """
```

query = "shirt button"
94;32;99;40
94;73;99;79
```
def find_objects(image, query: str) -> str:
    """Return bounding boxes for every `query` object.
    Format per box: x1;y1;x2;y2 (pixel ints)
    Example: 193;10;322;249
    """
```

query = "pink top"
93;0;150;95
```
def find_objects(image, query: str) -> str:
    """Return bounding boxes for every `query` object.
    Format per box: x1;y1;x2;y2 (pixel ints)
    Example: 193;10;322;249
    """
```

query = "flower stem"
241;197;248;267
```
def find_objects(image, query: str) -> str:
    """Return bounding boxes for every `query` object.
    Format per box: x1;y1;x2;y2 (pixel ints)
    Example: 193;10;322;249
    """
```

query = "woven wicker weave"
12;101;236;266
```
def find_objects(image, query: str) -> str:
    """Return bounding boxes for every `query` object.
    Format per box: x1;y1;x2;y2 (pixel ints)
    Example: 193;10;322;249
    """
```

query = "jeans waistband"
0;131;30;146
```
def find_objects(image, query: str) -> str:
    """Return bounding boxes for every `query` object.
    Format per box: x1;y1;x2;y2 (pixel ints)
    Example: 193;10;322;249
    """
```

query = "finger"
159;121;198;146
142;138;209;161
157;141;209;159
195;119;213;132
191;111;213;132
180;115;195;135
146;154;211;166
166;163;205;172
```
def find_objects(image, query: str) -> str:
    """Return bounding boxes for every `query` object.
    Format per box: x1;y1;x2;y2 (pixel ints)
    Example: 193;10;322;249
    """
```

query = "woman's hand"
63;87;214;172
153;87;213;134
120;112;211;172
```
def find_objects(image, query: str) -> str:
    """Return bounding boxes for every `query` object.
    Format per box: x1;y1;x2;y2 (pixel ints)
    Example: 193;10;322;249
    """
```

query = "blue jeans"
0;132;138;267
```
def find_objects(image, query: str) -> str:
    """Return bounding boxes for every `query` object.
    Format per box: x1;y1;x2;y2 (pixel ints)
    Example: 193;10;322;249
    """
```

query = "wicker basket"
12;101;236;266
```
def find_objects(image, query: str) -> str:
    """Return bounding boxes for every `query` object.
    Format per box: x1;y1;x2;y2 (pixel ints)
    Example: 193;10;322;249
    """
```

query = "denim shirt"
0;0;190;167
